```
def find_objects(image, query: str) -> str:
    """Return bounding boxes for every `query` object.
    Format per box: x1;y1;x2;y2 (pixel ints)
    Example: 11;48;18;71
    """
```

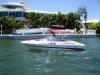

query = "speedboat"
21;36;85;51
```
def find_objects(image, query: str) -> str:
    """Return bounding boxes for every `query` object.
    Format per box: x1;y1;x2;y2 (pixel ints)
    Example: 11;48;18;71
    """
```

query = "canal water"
0;36;100;75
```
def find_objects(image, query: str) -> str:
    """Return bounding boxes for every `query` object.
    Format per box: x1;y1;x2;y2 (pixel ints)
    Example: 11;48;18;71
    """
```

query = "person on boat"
53;33;56;37
50;30;56;37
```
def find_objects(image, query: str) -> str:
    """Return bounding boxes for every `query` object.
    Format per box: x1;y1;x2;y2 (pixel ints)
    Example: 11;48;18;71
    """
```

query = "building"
0;1;27;21
0;1;68;21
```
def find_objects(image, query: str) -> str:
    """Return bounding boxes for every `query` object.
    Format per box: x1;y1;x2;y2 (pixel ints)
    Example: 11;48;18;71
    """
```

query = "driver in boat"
53;33;56;37
52;32;64;41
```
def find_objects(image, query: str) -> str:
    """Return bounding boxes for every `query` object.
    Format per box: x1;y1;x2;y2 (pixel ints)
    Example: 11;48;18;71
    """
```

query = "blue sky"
0;0;100;21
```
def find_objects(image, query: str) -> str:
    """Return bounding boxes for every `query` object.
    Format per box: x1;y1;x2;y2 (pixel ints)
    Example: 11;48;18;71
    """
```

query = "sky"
0;0;100;22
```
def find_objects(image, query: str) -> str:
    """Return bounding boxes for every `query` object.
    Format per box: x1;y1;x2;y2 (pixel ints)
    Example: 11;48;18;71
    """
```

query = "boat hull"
24;44;85;51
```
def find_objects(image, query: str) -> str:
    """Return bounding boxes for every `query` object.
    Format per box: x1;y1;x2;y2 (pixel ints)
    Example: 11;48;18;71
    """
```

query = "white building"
0;1;28;20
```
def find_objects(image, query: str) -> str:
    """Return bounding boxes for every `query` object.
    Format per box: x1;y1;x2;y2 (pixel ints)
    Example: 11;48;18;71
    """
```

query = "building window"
9;12;15;17
2;5;23;9
0;12;8;16
15;12;23;17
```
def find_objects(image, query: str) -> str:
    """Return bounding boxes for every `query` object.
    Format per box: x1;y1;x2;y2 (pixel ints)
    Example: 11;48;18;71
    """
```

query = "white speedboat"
21;36;85;51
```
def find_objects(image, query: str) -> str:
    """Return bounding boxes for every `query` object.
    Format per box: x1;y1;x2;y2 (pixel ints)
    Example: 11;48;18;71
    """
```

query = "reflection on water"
0;37;100;75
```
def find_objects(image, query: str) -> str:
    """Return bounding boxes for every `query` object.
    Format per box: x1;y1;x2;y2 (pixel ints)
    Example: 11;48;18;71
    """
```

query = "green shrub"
96;27;100;34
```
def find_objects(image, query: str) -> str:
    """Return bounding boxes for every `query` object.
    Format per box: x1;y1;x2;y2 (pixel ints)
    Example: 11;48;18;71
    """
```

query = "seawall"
0;34;97;40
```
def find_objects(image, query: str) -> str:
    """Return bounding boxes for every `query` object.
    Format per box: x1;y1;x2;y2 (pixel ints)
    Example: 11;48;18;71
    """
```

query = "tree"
88;23;97;29
0;17;24;33
77;6;88;28
27;12;42;28
0;17;16;33
65;12;80;30
96;22;100;34
27;12;81;30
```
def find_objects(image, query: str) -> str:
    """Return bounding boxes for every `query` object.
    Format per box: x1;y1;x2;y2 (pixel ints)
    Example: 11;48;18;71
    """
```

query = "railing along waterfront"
0;34;97;40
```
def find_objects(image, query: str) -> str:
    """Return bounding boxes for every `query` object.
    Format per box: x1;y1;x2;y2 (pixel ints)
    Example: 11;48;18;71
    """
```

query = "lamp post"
1;24;2;35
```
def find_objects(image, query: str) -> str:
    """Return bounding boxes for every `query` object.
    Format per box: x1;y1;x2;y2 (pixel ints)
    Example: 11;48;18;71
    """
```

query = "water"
0;37;100;75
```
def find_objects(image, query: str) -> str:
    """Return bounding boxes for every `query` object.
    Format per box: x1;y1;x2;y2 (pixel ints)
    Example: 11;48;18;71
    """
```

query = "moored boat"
13;25;50;35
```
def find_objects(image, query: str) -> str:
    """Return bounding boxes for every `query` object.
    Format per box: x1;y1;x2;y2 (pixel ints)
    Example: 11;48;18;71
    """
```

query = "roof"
1;2;23;6
0;2;25;12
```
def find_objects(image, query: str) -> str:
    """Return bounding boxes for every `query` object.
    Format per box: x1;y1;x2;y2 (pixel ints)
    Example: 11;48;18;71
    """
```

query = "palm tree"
77;6;88;28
